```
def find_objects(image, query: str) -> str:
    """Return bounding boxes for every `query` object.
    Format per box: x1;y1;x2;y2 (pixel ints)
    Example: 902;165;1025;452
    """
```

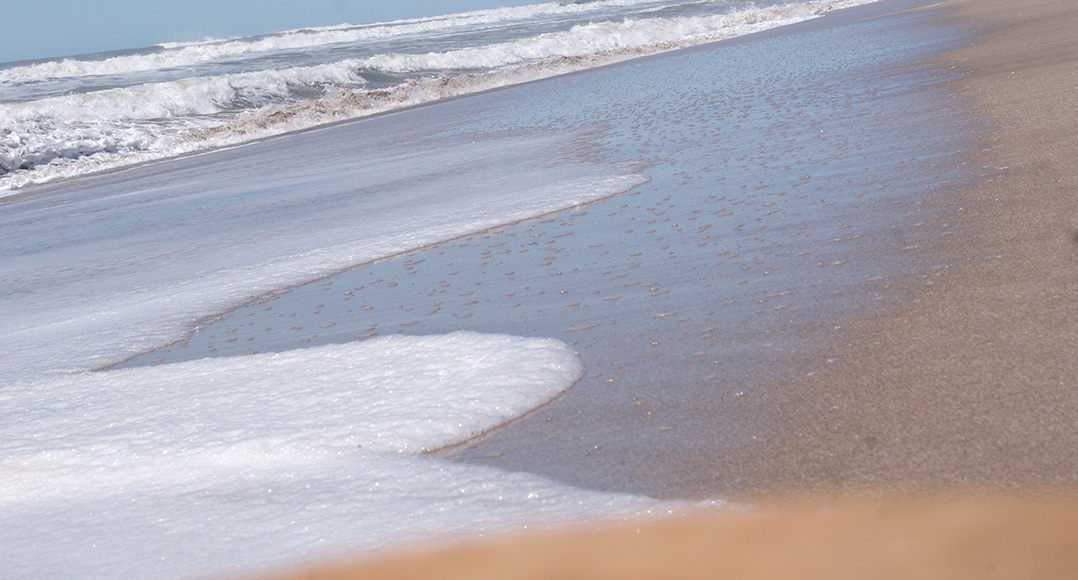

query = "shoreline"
8;1;1075;577
434;0;989;499
96;172;653;373
247;0;1078;575
83;0;1065;504
112;0;976;501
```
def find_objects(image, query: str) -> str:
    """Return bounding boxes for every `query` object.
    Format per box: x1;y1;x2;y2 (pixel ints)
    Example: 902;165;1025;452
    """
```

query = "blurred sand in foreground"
261;498;1078;580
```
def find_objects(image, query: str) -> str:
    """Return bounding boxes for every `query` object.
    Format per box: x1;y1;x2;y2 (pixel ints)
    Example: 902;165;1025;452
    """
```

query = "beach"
2;0;1076;577
258;0;1078;576
690;0;1078;498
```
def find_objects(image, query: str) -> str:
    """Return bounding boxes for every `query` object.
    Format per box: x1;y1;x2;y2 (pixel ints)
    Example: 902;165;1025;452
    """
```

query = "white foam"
0;332;704;580
0;61;369;175
0;332;582;503
359;1;845;74
0;109;685;580
0;453;690;580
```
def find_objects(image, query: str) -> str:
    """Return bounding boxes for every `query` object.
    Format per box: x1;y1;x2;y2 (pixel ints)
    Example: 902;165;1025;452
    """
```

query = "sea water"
0;0;876;191
0;0;985;578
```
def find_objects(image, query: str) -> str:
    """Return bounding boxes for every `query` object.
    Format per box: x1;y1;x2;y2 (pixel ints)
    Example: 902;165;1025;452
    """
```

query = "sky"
0;0;536;64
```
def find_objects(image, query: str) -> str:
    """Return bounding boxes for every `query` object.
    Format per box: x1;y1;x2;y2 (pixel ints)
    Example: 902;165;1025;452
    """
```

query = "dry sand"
243;0;1078;577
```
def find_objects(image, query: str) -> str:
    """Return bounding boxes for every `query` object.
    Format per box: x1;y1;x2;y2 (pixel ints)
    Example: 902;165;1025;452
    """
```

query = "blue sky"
0;0;535;64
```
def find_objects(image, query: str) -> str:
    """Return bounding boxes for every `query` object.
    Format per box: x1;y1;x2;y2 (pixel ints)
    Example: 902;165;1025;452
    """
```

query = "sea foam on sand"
0;332;690;580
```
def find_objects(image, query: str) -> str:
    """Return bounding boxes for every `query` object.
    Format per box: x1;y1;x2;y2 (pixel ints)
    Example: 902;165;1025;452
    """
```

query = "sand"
696;0;1078;499
260;498;1078;580
240;0;1078;577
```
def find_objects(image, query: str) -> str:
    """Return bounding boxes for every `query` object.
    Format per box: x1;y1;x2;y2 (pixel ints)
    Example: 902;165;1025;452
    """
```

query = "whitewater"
0;0;994;578
0;0;876;191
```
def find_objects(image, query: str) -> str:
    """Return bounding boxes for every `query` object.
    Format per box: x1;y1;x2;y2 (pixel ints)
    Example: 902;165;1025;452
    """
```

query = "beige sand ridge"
257;497;1078;580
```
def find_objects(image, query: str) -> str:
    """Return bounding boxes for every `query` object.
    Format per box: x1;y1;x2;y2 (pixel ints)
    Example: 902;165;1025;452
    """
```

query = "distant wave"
0;0;664;84
359;3;845;74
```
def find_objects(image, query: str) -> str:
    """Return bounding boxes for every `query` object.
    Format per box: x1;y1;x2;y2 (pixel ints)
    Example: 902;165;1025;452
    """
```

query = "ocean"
1;0;875;192
0;1;984;578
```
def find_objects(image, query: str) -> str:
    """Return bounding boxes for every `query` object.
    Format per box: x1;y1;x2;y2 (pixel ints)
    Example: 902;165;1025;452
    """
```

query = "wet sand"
695;0;1078;499
435;0;1078;499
